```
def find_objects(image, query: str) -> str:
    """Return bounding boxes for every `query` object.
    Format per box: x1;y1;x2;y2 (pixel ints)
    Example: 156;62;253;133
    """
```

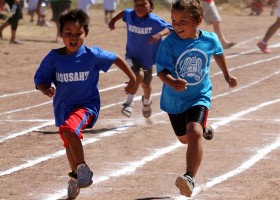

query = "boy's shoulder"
200;29;218;38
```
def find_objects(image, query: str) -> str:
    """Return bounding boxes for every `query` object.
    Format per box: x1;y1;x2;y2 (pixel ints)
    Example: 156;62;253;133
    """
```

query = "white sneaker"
67;172;80;199
68;179;80;199
175;174;195;197
76;164;93;188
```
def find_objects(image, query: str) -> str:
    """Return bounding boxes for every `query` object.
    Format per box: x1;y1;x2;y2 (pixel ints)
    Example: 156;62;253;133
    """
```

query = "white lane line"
44;142;184;200
0;123;133;177
212;71;280;100
0;121;54;143
211;99;280;130
0;43;279;101
191;137;280;198
0;101;52;116
1;68;279;144
44;98;280;200
0;68;118;99
1;55;279;117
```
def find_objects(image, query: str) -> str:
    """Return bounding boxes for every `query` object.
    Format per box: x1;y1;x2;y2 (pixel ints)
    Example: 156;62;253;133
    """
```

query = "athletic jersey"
34;45;116;127
156;30;223;114
123;8;172;69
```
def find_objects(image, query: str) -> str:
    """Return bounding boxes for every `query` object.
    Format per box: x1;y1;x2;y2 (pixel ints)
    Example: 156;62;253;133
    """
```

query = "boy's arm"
108;11;124;30
149;28;172;44
213;54;237;88
158;70;187;91
114;55;136;94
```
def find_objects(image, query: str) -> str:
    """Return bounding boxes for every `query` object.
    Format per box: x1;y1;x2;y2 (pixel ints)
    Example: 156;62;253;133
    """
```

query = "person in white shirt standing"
103;0;117;24
77;0;95;16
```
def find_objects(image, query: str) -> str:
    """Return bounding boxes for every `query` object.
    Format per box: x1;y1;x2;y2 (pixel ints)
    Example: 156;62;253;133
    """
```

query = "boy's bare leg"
63;130;85;166
66;147;77;172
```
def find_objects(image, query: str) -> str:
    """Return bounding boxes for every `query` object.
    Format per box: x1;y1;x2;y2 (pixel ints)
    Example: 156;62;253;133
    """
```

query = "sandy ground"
0;4;280;200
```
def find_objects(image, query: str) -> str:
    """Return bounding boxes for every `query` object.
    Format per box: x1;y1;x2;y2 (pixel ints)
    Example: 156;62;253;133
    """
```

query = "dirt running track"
0;5;280;200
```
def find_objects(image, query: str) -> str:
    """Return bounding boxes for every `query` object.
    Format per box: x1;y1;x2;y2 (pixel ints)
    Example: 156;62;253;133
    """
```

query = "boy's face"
171;9;201;39
61;21;87;54
134;0;153;18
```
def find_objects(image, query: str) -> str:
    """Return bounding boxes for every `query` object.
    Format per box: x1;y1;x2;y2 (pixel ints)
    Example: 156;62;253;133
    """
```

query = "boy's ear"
150;4;154;12
197;16;203;24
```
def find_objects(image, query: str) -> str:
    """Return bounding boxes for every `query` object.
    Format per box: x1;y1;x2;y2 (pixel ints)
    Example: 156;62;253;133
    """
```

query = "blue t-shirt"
34;45;116;127
123;9;172;68
156;30;223;114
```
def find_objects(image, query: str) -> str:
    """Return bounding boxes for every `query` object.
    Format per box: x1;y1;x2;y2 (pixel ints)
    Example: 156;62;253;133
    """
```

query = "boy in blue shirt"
34;8;136;199
108;0;172;118
156;0;237;197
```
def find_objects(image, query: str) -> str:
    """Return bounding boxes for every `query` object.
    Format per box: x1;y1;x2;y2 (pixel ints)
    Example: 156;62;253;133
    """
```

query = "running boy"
34;8;136;199
155;0;237;197
108;0;172;118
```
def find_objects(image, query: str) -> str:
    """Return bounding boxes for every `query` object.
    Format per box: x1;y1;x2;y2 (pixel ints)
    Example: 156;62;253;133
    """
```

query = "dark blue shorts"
168;105;209;136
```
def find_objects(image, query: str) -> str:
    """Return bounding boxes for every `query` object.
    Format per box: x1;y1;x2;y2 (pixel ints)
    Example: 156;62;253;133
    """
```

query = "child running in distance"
108;0;172;118
34;8;136;199
155;0;237;197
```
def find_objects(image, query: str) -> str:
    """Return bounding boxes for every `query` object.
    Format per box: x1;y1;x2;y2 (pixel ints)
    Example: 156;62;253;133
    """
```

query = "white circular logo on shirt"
175;48;208;86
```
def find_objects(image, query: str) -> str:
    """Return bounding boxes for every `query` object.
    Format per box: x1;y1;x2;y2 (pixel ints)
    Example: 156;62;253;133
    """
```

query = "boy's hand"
108;21;115;30
169;79;188;91
226;74;237;88
149;33;162;44
124;80;136;94
43;86;56;97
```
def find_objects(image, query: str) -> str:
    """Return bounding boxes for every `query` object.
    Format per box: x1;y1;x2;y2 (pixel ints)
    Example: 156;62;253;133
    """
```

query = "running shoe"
76;163;93;188
121;103;133;118
175;174;195;197
203;125;214;140
68;172;80;199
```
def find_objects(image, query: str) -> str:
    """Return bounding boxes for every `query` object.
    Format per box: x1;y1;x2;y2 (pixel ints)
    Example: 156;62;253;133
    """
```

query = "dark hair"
172;0;203;22
59;8;90;36
135;0;154;7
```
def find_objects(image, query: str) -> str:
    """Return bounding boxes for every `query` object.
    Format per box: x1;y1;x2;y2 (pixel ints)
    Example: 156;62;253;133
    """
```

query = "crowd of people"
0;0;118;43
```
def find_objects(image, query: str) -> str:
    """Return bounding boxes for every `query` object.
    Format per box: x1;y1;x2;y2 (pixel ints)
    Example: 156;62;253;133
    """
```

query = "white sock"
125;94;134;105
143;97;152;105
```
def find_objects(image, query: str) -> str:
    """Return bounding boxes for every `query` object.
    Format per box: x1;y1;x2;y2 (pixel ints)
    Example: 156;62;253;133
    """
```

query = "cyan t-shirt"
156;30;223;114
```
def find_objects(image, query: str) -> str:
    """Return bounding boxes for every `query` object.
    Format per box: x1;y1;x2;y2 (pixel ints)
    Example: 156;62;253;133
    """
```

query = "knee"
186;129;202;141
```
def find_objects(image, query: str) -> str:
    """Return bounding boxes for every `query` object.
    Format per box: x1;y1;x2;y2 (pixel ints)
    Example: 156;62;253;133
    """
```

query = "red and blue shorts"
59;108;95;147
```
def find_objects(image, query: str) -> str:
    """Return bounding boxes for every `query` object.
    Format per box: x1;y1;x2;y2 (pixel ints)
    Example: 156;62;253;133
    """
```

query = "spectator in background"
27;0;38;23
201;0;237;49
0;0;11;20
37;0;51;26
249;0;263;16
77;0;95;16
257;0;280;53
103;0;117;24
268;0;278;16
50;0;71;42
0;0;23;44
